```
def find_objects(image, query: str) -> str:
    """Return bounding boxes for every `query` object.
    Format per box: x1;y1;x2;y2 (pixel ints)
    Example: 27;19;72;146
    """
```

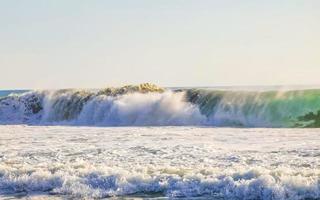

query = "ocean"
0;90;28;98
0;85;319;199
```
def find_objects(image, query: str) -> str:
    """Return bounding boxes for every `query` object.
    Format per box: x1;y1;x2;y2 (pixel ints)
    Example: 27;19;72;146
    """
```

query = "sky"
0;0;319;89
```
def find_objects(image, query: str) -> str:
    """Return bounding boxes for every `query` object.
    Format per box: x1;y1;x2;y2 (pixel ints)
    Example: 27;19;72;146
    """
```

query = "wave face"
186;89;320;127
1;84;320;127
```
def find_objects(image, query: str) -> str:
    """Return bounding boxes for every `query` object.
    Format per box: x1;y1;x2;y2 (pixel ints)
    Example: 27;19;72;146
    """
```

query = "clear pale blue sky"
0;0;319;89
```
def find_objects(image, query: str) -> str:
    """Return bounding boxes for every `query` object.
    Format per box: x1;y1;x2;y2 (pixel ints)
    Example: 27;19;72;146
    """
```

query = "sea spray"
77;91;204;126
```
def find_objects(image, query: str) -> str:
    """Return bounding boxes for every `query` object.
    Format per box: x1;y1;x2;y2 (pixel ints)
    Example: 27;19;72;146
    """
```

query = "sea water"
0;126;319;199
0;85;320;199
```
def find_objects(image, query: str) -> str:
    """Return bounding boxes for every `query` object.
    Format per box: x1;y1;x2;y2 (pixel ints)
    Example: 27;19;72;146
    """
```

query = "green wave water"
187;89;320;127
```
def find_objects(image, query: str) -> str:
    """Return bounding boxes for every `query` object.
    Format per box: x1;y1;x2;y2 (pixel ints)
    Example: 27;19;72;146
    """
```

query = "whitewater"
0;84;319;199
0;126;319;199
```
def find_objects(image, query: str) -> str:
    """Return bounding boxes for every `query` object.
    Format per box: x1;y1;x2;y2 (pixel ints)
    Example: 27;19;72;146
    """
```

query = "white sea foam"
0;126;319;199
76;92;205;126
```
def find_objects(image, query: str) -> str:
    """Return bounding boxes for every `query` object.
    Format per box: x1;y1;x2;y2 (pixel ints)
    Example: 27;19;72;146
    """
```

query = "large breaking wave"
2;83;320;127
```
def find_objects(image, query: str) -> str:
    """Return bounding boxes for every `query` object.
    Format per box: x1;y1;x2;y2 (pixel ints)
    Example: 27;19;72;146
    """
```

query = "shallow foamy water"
0;126;319;199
